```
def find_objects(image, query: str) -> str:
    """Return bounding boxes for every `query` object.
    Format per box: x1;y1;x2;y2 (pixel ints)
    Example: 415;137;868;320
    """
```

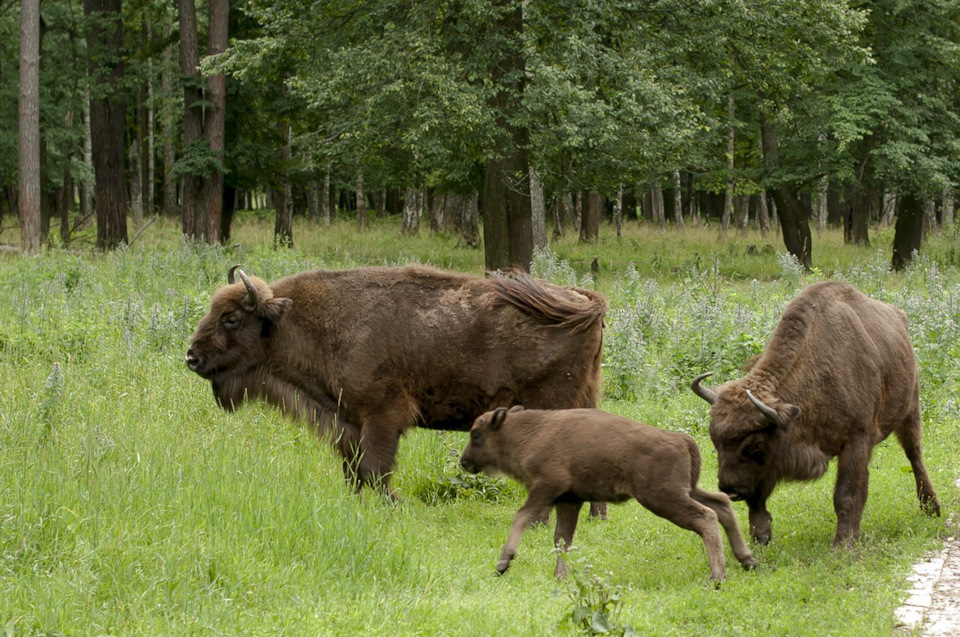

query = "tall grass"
0;217;957;635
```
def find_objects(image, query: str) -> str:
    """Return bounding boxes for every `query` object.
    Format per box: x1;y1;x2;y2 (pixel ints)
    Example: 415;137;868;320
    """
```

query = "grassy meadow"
1;214;959;635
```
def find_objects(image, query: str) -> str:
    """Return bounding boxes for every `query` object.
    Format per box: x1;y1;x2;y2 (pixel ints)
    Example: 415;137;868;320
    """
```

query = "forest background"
3;0;960;269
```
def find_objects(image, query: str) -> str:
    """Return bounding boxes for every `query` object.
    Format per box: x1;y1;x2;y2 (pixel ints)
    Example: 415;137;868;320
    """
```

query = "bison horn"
746;389;781;425
691;373;718;405
228;264;242;284
236;269;259;307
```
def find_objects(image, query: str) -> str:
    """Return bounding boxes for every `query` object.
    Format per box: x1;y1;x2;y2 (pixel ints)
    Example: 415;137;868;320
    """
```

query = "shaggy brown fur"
459;406;758;581
691;281;940;548
186;265;606;498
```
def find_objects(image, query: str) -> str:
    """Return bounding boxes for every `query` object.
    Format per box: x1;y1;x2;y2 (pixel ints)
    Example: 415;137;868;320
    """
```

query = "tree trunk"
722;93;735;234
356;169;368;229
81;89;94;228
943;188;955;229
922;198;937;239
307;180;320;221
672;171;685;227
85;0;128;250
892;192;924;271
178;0;203;237
761;112;811;268
482;1;532;272
401;186;421;235
880;190;897;227
845;189;871;246
221;183;236;242
273;123;293;248
322;160;332;224
579;191;600;243
757;191;771;235
161;41;178;216
737;194;749;235
615;184;623;240
530;166;547;250
201;0;228;243
816;178;828;234
146;52;155;215
129;139;143;228
653;185;665;229
449;190;479;247
18;0;41;254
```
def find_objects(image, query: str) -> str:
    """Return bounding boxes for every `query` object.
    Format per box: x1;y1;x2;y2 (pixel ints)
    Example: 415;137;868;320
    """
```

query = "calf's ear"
508;405;524;413
490;407;509;431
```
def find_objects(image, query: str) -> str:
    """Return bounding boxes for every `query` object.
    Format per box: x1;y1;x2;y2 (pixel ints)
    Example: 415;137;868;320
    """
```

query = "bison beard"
691;281;940;548
186;264;607;507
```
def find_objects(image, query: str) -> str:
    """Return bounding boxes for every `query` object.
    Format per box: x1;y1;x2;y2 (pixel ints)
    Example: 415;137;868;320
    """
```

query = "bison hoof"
752;533;771;546
496;560;511;576
742;556;759;571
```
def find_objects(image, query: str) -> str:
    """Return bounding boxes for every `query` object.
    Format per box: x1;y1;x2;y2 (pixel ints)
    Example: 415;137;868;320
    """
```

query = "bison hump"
489;272;607;333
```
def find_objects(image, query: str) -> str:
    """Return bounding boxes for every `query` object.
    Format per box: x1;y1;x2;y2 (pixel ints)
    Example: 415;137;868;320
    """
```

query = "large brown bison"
691;281;940;548
186;264;607;499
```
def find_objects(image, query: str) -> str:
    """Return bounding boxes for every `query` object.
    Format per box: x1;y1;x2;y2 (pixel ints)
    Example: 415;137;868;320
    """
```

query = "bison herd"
187;266;940;582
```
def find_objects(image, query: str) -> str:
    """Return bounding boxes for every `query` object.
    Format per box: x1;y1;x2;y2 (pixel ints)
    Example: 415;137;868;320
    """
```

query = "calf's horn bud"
691;373;718;404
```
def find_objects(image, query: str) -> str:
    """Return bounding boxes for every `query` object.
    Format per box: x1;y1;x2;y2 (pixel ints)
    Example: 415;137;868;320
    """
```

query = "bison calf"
459;406;758;581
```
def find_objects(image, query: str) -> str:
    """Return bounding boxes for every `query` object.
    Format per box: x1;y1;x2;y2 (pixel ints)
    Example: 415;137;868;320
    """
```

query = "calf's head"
460;406;523;474
691;374;801;503
186;266;292;406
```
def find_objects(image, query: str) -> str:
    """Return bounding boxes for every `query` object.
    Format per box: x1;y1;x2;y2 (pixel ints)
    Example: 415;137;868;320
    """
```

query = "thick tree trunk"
178;0;203;237
922;198;937;239
482;2;532;272
85;0;128;250
448;191;479;247
943;188;955;229
845;189;871;246
579;191;601;243
892;192;924;271
761;113;811;268
757;191;771;235
880;190;897;227
81;90;94;228
18;0;41;254
201;0;228;243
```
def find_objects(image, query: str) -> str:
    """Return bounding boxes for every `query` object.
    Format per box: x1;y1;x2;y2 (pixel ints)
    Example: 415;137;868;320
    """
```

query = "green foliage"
559;555;637;636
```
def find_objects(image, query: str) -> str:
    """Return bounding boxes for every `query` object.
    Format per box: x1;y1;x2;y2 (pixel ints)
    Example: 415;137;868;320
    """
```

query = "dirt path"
895;480;960;635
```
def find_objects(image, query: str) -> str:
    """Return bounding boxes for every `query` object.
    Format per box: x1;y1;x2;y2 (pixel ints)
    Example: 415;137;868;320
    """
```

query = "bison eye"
470;430;483;445
221;313;242;330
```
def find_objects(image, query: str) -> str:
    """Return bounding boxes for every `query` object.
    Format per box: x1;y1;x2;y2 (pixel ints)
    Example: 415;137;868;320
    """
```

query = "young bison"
459;406;758;581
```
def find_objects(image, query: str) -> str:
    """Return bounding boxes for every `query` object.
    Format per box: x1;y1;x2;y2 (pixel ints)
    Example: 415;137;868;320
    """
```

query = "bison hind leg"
895;416;941;517
638;491;728;582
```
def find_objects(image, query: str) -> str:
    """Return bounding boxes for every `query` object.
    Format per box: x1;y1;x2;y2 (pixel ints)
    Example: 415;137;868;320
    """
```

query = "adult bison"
690;281;940;548
186;264;607;500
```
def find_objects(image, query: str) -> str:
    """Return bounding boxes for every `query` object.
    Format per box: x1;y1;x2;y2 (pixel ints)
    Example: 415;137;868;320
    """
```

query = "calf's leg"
692;487;757;570
641;492;728;581
896;412;941;516
552;501;584;578
497;488;554;575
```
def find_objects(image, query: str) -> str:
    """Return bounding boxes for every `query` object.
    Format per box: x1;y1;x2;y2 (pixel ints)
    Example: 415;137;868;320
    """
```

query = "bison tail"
491;272;608;333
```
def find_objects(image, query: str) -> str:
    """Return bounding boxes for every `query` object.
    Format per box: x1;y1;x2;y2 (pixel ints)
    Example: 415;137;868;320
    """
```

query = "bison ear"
508;405;524;413
490;407;509;431
259;297;292;322
738;433;767;464
775;403;801;431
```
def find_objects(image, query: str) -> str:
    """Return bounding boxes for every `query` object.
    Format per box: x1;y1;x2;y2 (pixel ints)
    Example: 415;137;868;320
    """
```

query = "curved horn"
228;264;242;284
746;389;780;424
236;269;258;307
690;373;718;404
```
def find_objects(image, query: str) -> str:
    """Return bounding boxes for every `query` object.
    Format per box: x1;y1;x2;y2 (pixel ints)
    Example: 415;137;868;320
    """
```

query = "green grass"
1;216;958;635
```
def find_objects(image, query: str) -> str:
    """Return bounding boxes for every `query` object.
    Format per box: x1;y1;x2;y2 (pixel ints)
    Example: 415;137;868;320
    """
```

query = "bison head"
186;266;292;407
460;406;523;475
691;373;801;504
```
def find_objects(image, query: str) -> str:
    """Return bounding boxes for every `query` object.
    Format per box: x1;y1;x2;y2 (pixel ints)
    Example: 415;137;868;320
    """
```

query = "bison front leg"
745;496;773;546
348;421;402;501
833;442;871;548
